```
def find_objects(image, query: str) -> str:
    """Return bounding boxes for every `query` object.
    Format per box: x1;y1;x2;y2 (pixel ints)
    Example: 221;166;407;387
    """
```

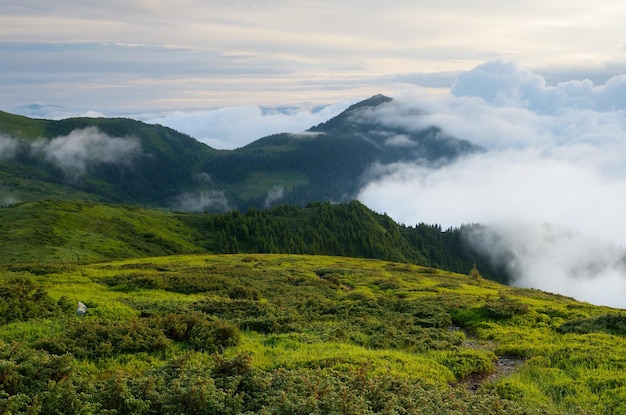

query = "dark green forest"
180;201;505;283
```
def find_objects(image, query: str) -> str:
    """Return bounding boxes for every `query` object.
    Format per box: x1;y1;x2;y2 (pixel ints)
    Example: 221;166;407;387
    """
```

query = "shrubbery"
557;312;626;336
34;318;171;358
2;254;625;413
0;278;72;325
483;296;529;320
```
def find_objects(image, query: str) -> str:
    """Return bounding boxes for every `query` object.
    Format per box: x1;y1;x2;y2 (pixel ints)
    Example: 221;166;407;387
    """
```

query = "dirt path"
452;326;525;392
461;355;524;392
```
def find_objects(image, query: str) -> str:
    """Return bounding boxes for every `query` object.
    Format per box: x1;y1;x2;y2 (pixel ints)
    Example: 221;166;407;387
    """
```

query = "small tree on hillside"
469;263;482;279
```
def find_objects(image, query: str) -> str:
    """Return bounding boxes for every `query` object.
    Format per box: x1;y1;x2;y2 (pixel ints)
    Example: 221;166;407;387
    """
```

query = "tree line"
180;200;507;283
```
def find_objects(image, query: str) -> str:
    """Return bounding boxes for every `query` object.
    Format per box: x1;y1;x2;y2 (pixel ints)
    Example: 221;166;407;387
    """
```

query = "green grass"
0;110;48;139
1;253;625;413
0;200;205;264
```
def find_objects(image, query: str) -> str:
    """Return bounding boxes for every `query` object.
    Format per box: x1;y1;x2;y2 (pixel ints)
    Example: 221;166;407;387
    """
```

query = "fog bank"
359;61;626;308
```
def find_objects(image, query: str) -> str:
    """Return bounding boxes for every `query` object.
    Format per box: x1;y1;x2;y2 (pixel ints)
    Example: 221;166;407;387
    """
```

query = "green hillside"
0;95;481;210
0;200;506;283
0;200;204;264
0;110;218;206
1;253;624;413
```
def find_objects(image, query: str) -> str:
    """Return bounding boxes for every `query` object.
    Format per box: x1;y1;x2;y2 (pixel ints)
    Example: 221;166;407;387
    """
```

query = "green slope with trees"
0;95;481;210
0;200;507;283
0;111;219;206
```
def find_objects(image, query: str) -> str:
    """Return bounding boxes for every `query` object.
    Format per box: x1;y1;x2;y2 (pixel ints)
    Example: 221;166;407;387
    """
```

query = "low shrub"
0;279;65;324
157;313;241;352
483;297;529;320
228;285;261;300
437;350;496;379
557;313;626;336
34;318;171;358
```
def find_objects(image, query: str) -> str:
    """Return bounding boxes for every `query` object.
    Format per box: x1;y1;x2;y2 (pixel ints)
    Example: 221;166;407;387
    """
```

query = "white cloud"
264;186;286;209
4;0;626;113
32;127;141;172
0;195;20;207
385;134;416;148
0;135;19;160
170;190;230;213
358;61;626;307
466;223;626;309
451;60;626;113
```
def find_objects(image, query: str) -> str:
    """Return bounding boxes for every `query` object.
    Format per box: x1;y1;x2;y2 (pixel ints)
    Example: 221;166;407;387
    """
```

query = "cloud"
147;101;354;149
4;0;626;118
451;60;626;113
0;194;20;207
32;127;141;172
264;186;285;209
465;223;626;309
0;135;19;160
358;61;626;307
385;134;416;148
170;190;230;213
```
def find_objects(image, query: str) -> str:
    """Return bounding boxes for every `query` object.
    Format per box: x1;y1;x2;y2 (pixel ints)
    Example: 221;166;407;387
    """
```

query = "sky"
3;1;626;307
3;0;626;114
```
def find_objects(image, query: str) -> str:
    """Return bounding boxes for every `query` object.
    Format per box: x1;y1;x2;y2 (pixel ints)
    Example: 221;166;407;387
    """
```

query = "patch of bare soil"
451;326;525;392
461;355;524;392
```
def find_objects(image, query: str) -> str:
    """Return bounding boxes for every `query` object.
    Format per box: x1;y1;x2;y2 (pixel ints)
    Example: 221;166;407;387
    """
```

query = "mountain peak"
349;93;393;109
308;94;392;133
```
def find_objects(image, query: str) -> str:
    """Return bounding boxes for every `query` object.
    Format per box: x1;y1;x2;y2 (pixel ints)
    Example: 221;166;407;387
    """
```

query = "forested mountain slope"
0;95;481;210
0;199;507;283
0;111;218;206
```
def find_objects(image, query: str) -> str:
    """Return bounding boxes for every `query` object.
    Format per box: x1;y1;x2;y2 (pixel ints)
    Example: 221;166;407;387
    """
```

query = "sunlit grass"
230;331;456;385
2;253;626;413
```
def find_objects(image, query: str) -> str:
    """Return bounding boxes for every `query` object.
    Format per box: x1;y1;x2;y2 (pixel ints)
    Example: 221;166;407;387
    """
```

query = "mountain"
0;95;481;210
0;111;218;206
215;94;481;207
3;99;626;414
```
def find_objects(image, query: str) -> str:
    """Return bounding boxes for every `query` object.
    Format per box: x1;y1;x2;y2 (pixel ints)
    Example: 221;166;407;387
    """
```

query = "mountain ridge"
0;95;481;210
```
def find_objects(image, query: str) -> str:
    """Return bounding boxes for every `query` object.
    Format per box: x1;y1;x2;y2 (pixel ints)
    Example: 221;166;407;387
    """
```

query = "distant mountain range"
0;94;481;210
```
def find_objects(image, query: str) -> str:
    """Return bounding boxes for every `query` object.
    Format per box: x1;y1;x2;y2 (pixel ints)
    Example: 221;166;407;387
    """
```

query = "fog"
32;127;141;173
0;135;19;160
170;190;230;213
358;61;626;308
264;186;286;209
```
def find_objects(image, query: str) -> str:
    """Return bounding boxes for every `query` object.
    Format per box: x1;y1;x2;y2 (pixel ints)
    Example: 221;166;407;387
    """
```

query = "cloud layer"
1;127;141;175
170;191;230;213
358;61;626;307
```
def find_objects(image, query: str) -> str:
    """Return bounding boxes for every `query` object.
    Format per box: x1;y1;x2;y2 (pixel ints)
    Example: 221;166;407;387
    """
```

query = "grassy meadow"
1;253;625;414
